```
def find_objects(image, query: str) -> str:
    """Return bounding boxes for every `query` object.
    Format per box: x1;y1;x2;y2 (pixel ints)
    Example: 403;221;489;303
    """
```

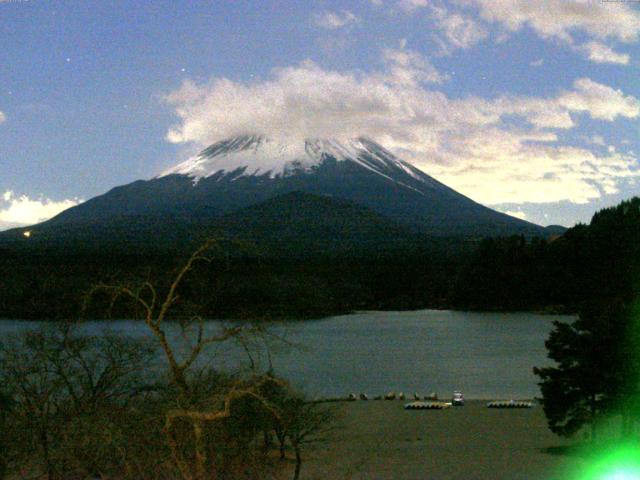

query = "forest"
0;197;638;321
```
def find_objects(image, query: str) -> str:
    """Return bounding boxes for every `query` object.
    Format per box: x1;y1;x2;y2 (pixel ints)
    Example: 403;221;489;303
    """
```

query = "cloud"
461;0;640;43
437;77;640;131
164;48;448;145
0;111;5;123
396;1;635;63
431;6;488;51
457;0;639;64
555;78;640;121
370;0;384;5
500;209;527;220
163;56;640;205
579;41;630;65
313;10;359;29
530;58;544;67
427;129;638;204
0;191;81;229
381;46;448;84
398;0;430;11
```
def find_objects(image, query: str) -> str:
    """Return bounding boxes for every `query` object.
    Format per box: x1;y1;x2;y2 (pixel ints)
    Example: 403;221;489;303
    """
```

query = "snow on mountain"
160;135;437;192
18;134;544;239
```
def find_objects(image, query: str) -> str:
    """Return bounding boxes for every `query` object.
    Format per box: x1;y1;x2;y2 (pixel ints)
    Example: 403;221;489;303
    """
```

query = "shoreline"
312;396;540;403
299;400;586;480
0;305;578;323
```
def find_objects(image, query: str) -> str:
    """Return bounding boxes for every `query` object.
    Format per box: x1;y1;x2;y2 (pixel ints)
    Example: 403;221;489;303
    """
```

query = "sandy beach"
298;400;587;480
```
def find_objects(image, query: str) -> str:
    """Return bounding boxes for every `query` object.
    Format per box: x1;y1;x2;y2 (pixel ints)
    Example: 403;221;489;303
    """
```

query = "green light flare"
575;442;640;480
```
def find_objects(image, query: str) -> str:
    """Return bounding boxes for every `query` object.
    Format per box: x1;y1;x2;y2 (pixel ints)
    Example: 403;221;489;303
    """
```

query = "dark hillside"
451;197;640;312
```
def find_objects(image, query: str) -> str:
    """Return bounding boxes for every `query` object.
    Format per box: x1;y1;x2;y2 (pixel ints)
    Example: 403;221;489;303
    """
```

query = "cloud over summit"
164;39;640;207
164;48;447;146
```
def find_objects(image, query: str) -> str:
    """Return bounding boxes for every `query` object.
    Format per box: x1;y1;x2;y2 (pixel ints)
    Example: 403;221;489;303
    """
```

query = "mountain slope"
41;135;544;238
216;190;415;256
0;192;417;257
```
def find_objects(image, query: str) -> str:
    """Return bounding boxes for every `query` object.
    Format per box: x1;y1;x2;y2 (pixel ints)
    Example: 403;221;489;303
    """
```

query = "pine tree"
534;299;640;439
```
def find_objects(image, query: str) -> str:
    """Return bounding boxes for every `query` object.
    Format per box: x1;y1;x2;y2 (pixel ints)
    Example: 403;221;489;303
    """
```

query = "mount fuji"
0;135;554;254
0;135;566;319
39;136;543;235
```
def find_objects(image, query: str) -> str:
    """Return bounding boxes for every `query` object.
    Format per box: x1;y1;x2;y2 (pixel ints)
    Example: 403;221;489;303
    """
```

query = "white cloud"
501;209;527;220
589;135;605;146
382;46;448;84
431;7;488;51
370;0;384;5
398;0;430;11
530;58;544;67
427;130;638;204
0;111;5;123
457;0;639;64
448;78;640;131
0;191;81;229
164;49;449;144
397;0;636;64
556;78;640;121
579;41;630;65
164;56;640;206
313;10;359;29
461;0;640;43
397;1;636;63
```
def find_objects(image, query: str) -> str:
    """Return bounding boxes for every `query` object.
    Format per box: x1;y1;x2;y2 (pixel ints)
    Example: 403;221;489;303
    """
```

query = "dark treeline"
0;239;467;320
452;197;640;312
531;199;640;441
1;197;639;320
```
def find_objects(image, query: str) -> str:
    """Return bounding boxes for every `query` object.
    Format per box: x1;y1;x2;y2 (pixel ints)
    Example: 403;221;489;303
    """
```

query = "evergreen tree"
534;299;640;439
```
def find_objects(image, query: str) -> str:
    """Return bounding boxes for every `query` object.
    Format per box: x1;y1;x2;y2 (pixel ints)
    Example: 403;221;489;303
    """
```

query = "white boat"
486;400;533;408
404;401;451;410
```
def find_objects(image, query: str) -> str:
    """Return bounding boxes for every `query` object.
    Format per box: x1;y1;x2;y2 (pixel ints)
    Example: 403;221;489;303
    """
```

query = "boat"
404;401;451;410
486;400;533;408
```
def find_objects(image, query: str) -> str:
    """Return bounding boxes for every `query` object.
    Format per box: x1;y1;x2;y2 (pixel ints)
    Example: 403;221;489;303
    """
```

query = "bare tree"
0;326;155;479
85;239;289;480
1;329;70;479
282;396;338;480
163;375;287;480
2;239;337;480
86;239;243;394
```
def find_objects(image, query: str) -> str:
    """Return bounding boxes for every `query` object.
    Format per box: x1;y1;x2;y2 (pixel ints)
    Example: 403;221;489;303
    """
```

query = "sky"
1;0;639;230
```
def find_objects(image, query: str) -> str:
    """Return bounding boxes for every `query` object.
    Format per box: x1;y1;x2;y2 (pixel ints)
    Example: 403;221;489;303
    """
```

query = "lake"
0;310;572;399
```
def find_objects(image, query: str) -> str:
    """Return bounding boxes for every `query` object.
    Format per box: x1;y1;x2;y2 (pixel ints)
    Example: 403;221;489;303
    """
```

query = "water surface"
0;310;572;399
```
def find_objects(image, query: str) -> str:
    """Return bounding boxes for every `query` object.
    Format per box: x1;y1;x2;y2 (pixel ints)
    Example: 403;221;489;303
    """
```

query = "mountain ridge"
34;135;546;238
0;191;418;256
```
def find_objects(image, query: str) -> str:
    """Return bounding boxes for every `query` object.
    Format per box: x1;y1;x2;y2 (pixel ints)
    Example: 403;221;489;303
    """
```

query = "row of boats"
345;392;440;401
404;399;534;410
320;392;533;409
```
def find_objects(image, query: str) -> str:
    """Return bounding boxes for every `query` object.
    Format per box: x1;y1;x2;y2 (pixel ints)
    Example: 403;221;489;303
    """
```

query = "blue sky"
1;0;639;229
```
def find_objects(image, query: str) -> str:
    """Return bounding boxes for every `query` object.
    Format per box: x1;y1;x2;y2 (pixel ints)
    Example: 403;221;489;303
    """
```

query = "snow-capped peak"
160;135;433;189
